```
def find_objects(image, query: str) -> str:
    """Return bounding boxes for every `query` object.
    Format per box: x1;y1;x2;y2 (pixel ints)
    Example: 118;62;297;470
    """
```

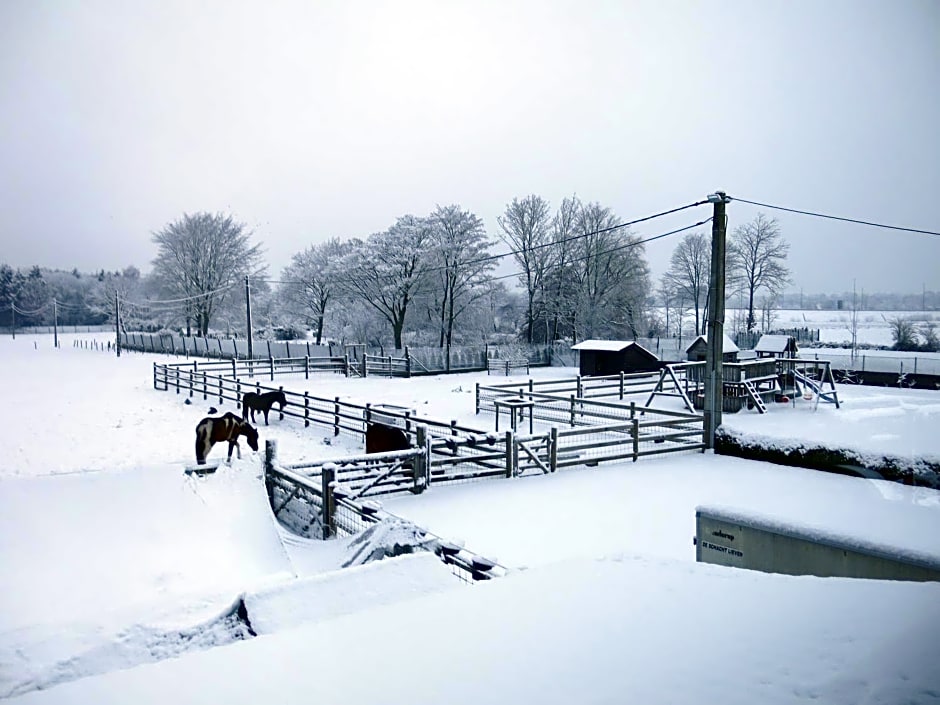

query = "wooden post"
304;392;310;427
361;355;367;378
334;396;341;436
344;353;350;377
576;375;582;398
619;372;625;400
305;355;310;380
264;439;277;502
505;430;514;478
549;426;558;473
218;377;223;405
269;355;274;382
630;401;636;420
175;366;180;394
570;394;576;427
279;386;285;420
153;363;158;390
405;347;412;377
475;383;480;414
414;425;428;492
703;191;729;449
321;465;336;539
190;361;196;397
632;418;639;462
202;370;208;400
231;358;237;379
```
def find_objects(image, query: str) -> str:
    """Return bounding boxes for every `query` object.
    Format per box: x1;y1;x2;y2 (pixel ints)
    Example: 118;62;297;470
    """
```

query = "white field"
1;333;939;704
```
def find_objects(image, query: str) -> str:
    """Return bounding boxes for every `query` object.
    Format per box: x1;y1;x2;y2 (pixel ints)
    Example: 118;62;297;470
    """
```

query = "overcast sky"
1;0;937;294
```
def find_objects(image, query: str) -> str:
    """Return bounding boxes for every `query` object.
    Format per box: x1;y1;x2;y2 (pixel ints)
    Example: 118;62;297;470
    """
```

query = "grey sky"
1;0;937;294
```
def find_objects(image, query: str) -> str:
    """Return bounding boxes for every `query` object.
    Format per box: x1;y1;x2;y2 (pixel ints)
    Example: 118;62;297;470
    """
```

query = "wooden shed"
685;334;740;363
570;339;660;376
754;334;798;358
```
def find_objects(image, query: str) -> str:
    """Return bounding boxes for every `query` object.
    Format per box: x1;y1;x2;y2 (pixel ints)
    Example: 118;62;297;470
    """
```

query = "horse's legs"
263;408;269;425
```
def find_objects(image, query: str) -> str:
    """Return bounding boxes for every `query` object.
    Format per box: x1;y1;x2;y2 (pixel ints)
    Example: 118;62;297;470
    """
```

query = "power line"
120;281;238;308
729;196;940;238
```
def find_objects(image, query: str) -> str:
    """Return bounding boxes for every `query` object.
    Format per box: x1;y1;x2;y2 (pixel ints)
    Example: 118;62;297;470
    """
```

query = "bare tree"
280;238;349;344
151;212;264;336
497;195;553;343
540;195;582;341
570;202;650;340
429;205;496;352
663;232;710;336
338;216;432;349
728;213;790;332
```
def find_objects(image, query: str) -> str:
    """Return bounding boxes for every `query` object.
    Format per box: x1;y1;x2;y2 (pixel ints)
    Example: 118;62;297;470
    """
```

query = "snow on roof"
570;339;636;352
685;334;739;354
755;334;796;352
569;340;658;359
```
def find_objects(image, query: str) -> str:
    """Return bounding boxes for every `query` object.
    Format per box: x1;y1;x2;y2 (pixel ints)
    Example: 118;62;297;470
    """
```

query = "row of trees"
659;213;791;338
277;197;652;348
2;204;793;348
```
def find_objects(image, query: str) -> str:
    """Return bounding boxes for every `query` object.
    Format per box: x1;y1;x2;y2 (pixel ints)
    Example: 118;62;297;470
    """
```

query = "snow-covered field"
2;334;940;704
763;308;940;347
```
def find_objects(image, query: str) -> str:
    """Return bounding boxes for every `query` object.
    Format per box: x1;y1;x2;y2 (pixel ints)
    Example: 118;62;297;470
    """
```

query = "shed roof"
684;334;739;354
755;334;797;353
570;339;658;359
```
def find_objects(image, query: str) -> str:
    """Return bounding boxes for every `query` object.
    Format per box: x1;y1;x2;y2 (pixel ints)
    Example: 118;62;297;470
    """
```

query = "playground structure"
647;357;840;414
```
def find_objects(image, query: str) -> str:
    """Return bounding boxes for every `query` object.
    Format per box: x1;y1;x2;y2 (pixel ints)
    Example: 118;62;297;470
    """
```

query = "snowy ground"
2;334;940;704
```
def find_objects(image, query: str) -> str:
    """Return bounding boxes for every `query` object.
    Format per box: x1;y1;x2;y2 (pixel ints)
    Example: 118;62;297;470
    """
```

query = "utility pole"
53;297;59;348
245;275;253;360
114;291;121;357
10;301;15;340
703;191;730;449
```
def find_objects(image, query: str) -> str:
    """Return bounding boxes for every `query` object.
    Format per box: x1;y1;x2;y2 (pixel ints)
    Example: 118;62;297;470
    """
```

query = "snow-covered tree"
497;195;553;343
151;212;265;336
428;205;496;352
338;216;432;349
280;238;349;344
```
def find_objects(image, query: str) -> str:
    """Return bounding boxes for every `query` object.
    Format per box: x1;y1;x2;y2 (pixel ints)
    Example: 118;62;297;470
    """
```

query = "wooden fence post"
231;359;237;379
269;355;274;382
632;418;639;462
569;394;576;427
344;354;350;377
264;439;277;502
576;375;583;398
321;465;336;539
304;392;310;427
175;366;181;394
202;370;208;400
190;362;196;398
549;427;558;472
405;347;412;378
414;425;428;492
362;355;368;378
505;430;514;478
475;383;480;414
278;386;285;420
305;355;310;380
218;377;223;405
334;396;341;436
153;363;158;390
619;372;625;400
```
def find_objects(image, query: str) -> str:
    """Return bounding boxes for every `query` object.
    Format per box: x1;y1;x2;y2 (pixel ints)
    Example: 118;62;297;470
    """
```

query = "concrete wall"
696;507;940;582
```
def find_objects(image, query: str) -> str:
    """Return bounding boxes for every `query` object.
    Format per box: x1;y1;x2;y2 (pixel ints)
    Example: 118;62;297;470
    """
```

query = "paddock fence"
262;440;506;583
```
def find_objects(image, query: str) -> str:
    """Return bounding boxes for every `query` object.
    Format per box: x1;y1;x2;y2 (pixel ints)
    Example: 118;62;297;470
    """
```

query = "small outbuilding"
754;334;798;358
570;339;660;376
685;334;740;363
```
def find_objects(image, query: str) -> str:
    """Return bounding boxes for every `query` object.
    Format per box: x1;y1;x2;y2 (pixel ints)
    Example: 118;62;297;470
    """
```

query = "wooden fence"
263;440;506;582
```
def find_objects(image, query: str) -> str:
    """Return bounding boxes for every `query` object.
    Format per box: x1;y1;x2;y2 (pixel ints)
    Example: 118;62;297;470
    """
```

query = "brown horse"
195;412;259;465
241;390;287;426
365;423;411;454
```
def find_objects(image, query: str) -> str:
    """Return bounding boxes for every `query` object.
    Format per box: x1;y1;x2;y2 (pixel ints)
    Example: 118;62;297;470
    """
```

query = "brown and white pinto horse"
195;412;259;465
